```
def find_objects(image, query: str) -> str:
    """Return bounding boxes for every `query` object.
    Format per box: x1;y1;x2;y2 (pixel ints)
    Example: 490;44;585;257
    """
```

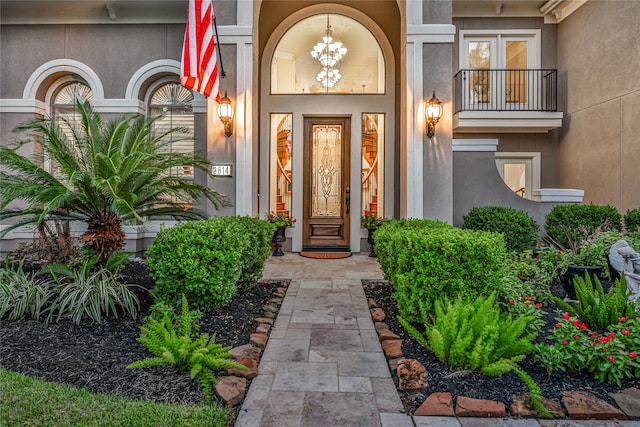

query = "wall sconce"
217;91;234;137
425;90;443;139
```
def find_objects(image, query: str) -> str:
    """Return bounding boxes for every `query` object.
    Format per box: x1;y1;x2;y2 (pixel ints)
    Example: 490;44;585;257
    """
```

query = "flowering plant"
535;312;640;386
361;213;386;228
502;296;546;335
267;212;296;227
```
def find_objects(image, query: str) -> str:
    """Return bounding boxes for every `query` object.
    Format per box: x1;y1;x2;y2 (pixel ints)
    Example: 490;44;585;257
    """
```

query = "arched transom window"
271;14;385;94
148;82;195;178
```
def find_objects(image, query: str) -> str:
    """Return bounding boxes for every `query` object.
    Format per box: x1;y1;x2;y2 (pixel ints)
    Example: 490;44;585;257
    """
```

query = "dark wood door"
302;116;350;251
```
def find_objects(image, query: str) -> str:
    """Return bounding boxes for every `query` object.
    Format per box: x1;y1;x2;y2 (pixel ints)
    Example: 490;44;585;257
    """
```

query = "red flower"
524;301;531;306
562;340;569;345
509;300;515;305
628;352;638;358
608;355;616;363
535;303;542;309
601;347;607;352
579;323;588;331
555;323;562;328
156;308;161;312
562;312;570;320
573;335;580;339
619;317;629;322
621;329;630;335
590;332;598;338
573;320;580;327
174;321;180;325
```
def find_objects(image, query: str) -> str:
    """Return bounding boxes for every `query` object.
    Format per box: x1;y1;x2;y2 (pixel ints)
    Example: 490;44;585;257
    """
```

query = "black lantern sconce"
425;90;443;139
217;91;234;137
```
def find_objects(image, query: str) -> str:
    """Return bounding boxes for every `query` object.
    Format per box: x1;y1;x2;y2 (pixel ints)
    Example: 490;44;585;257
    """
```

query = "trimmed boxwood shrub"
147;216;274;310
375;223;508;323
221;216;276;288
374;218;452;283
544;204;622;248
462;206;539;252
624;208;640;233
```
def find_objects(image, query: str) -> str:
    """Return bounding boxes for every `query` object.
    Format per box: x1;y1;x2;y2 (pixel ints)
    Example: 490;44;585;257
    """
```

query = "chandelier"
310;16;347;88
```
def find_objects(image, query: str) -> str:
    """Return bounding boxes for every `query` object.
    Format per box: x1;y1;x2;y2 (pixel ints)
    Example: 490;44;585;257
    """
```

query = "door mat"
299;251;352;259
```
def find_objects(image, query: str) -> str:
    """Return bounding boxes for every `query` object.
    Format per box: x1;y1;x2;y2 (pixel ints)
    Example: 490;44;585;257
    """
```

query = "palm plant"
0;100;230;263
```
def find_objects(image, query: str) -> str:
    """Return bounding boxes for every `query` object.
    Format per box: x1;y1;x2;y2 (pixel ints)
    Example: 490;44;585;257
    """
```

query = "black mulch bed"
0;260;285;414
362;279;638;416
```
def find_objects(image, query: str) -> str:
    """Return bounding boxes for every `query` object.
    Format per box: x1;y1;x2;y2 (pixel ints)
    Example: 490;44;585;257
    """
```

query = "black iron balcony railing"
454;69;558;114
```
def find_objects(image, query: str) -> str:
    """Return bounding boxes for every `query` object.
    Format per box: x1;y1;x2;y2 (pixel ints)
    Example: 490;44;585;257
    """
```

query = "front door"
302;116;350;251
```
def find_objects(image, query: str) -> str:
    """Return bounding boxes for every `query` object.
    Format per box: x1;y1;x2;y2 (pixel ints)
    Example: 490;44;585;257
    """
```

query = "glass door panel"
312;125;342;216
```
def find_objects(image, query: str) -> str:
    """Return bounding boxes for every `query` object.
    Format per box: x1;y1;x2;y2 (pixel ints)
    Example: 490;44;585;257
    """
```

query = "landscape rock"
263;304;278;313
367;298;378;308
370;308;386;322
396;358;427;391
276;287;287;295
381;339;402;359
214;376;247;407
227;357;258;379
254;317;274;325
270;297;283;304
229;344;262;362
414;392;454;416
455;396;506;417
510;393;565;418
249;333;268;349
374;322;390;333
609;388;640;419
562;391;627;420
378;328;401;341
387;357;402;372
262;311;276;319
256;323;271;334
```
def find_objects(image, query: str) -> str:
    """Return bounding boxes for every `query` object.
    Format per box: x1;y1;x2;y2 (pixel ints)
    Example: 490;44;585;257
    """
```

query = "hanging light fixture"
310;15;347;89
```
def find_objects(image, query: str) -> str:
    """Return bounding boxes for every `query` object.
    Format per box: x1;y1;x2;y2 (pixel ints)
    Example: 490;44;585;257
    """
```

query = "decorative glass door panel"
303;117;350;250
312;125;342;216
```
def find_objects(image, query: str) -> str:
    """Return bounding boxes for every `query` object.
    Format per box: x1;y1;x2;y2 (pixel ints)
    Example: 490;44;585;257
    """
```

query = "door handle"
345;186;350;214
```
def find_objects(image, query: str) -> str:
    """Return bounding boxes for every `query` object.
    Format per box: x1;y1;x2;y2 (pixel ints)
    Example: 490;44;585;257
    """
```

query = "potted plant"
267;212;296;256
361;214;386;257
548;228;608;300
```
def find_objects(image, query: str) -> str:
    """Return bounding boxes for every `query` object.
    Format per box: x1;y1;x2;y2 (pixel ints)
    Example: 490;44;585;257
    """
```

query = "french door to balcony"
302;116;350;251
462;33;538;111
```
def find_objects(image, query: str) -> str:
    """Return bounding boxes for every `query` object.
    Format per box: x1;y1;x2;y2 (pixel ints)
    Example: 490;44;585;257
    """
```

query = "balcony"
453;69;563;133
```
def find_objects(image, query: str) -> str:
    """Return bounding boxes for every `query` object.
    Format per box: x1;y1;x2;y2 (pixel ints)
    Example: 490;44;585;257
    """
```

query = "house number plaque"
211;164;233;177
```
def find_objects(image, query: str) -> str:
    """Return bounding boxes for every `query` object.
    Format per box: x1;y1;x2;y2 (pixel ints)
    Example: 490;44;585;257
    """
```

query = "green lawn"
0;369;231;427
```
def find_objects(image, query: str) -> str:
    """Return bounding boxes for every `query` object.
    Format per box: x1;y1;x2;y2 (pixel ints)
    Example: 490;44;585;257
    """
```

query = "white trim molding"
532;188;584;203
23;59;105;101
452;138;499;152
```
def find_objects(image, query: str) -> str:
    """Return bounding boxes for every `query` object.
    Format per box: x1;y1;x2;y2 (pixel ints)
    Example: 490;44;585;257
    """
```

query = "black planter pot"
367;227;377;257
560;265;604;300
271;225;287;256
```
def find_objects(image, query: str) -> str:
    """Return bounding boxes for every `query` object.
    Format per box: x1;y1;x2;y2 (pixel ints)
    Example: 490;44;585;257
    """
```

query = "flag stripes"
180;0;220;102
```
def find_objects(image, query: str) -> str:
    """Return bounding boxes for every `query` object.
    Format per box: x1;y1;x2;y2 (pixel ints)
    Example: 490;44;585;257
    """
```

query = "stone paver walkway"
235;254;637;427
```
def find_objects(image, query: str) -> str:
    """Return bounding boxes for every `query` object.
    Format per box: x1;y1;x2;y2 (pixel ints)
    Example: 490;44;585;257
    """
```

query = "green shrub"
400;293;549;418
376;224;508;323
221;216;276;288
544;204;622;248
463;206;540;251
147;219;250;310
624;208;640;233
0;259;57;321
555;274;635;330
127;295;246;403
373;218;452;284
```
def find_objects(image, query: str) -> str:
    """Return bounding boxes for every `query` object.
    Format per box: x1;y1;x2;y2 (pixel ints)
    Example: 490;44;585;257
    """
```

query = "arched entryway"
257;3;399;253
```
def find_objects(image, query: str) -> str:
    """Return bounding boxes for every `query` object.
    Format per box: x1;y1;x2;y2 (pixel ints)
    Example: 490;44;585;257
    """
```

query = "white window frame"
460;30;541;110
495;151;541;200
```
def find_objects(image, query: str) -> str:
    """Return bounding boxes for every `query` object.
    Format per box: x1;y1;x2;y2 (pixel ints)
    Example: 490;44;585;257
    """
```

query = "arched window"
271;14;385;94
49;81;94;176
148;82;195;178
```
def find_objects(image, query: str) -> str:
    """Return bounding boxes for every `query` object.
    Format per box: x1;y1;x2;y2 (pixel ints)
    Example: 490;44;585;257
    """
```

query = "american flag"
180;0;220;102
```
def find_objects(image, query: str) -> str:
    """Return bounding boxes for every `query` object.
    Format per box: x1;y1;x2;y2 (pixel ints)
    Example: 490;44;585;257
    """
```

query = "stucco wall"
557;0;640;212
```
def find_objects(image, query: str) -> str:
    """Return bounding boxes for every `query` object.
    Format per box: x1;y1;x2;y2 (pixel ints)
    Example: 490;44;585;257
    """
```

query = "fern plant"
402;293;551;418
556;274;633;330
127;295;246;403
